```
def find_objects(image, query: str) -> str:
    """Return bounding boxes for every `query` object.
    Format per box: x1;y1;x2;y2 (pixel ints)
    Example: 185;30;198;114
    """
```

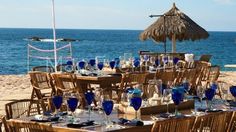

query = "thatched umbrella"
140;3;209;53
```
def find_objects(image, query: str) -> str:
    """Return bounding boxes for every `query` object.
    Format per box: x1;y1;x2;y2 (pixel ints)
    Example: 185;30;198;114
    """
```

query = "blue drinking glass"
89;59;96;67
133;59;140;68
205;88;216;110
102;100;114;125
210;82;218;90
85;92;94;121
172;89;183;116
102;100;114;116
230;86;236;101
114;58;120;68
67;97;79;113
164;57;168;64
97;62;104;70
130;97;142;120
155;59;159;66
109;60;116;69
78;61;86;69
173;57;179;65
67;60;73;66
52;95;63;114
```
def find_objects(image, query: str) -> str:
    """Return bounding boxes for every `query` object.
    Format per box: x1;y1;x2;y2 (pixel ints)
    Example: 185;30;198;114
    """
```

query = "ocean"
0;28;236;75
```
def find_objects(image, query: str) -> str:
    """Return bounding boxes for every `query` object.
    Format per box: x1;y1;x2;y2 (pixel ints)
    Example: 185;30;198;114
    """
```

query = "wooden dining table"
9;98;233;132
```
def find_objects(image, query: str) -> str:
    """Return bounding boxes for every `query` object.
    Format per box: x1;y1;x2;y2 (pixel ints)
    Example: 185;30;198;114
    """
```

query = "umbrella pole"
172;34;176;53
52;0;57;72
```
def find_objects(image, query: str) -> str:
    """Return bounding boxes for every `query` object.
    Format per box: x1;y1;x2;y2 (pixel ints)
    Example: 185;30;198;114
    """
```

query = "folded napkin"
227;100;236;107
159;113;170;118
108;73;122;76
206;109;223;113
31;115;59;122
197;108;207;112
67;121;95;128
118;118;144;126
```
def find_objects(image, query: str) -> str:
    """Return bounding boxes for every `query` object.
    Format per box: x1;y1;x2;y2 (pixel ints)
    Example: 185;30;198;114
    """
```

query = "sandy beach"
0;71;236;115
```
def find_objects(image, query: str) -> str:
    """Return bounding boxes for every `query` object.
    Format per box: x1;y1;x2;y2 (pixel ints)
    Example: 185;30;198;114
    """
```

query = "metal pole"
52;0;57;72
149;14;176;53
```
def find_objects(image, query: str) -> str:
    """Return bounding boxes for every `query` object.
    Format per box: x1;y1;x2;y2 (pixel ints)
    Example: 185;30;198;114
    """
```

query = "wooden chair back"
227;111;236;132
29;71;55;112
32;66;54;73
0;115;8;132
208;65;220;82
5;99;40;120
29;71;55;98
155;69;176;85
199;54;212;62
151;116;196;132
51;73;77;95
193;111;233;132
6;120;53;132
56;64;67;72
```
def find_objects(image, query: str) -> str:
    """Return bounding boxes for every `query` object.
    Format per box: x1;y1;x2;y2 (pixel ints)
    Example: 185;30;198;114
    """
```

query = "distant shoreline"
0;27;236;32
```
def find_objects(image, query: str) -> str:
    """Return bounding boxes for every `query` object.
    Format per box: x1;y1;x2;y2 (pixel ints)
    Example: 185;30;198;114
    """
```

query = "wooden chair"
190;61;211;94
52;73;86;108
56;64;73;73
155;69;177;86
228;111;236;132
199;54;212;62
6;120;53;132
192;111;233;132
5;99;40;120
32;66;54;73
151;116;196;132
51;73;77;94
0;115;8;132
29;71;55;113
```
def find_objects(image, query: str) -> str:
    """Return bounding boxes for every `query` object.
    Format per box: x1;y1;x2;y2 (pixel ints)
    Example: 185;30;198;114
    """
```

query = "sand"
0;71;236;115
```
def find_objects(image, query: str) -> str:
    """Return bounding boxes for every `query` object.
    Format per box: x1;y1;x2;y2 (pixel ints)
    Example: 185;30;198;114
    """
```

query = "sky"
0;0;235;31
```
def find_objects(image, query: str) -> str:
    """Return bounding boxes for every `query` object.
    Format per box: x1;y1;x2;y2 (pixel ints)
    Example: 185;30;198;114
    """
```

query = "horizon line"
0;27;236;32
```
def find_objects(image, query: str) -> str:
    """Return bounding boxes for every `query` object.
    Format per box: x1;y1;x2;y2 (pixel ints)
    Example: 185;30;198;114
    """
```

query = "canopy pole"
172;34;176;53
52;0;57;72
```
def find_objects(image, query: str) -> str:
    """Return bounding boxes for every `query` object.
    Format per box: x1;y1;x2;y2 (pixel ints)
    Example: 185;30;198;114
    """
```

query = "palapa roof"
140;3;209;42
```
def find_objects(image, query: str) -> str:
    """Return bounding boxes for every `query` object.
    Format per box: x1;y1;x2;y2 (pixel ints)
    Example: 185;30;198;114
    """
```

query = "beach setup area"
1;1;236;132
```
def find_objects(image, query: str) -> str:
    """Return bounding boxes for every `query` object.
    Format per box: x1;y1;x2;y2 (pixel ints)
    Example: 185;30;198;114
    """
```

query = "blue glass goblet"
130;96;142;120
78;61;86;69
133;59;140;68
230;86;236;101
85;92;95;121
89;59;96;67
67;97;79;115
155;59;159;67
205;88;216;110
172;89;183;116
52;95;63;115
109;60;116;70
97;62;104;70
102;98;114;126
173;57;179;65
